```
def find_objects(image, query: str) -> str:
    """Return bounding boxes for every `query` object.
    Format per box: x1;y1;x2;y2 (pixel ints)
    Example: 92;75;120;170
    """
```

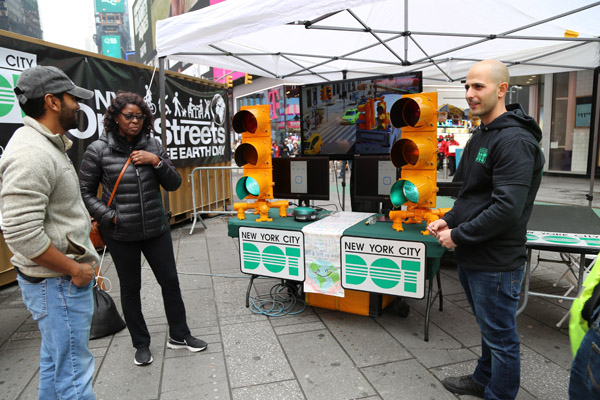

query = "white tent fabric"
156;0;600;84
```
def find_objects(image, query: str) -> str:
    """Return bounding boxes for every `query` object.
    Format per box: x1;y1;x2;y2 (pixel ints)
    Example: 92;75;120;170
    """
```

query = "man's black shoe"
134;347;153;366
442;374;485;398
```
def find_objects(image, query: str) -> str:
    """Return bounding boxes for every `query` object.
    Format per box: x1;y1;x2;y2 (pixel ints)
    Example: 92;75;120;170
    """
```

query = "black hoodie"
443;104;545;271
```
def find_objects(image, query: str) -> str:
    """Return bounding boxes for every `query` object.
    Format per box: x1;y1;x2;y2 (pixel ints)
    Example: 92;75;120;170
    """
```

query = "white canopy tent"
155;0;600;205
156;0;600;84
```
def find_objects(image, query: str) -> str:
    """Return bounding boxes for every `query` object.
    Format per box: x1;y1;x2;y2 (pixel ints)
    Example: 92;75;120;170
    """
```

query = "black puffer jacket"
78;131;181;241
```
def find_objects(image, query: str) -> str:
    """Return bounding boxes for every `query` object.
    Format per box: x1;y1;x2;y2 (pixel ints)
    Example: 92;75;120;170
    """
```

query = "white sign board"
239;227;305;280
341;236;426;298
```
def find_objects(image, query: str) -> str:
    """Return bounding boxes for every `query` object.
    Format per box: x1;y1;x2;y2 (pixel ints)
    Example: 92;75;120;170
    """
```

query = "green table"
228;209;446;341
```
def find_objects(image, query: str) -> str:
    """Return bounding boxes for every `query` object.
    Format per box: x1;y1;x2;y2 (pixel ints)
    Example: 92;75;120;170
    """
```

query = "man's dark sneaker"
442;374;485;398
167;335;207;352
134;347;153;366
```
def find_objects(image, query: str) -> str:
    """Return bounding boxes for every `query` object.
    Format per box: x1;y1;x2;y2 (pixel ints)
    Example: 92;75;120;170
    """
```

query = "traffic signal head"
226;75;233;88
232;105;273;200
388;92;438;208
245;74;253;85
327;86;332;100
320;87;327;101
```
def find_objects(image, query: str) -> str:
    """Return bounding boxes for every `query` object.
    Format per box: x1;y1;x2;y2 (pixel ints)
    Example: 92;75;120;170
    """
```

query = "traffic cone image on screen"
387;93;450;234
232;105;288;221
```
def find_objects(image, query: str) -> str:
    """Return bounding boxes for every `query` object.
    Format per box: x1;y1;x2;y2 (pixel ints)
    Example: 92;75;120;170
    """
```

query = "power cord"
249;281;307;317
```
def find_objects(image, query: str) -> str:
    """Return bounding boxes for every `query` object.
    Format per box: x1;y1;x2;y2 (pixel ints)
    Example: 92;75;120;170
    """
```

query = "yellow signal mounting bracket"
233;200;289;222
388;207;452;235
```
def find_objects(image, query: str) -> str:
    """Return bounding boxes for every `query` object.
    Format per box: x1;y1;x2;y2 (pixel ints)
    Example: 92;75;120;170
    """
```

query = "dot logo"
341;236;425;298
239;227;304;280
0;74;16;118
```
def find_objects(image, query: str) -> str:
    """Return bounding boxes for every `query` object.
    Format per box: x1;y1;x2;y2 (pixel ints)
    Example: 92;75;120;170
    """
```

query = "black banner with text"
0;33;230;170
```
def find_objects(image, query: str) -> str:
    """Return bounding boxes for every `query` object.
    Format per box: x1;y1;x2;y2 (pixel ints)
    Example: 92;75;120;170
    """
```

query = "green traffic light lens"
403;181;419;203
235;176;260;199
390;180;408;207
245;177;260;196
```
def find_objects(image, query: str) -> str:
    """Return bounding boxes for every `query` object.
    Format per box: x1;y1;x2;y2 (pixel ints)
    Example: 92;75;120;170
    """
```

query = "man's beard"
59;107;78;131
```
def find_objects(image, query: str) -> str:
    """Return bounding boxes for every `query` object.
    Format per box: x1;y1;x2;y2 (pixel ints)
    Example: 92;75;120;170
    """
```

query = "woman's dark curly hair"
104;91;154;135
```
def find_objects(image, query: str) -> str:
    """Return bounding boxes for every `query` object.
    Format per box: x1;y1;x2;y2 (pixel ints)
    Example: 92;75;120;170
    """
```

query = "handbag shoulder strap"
107;156;131;207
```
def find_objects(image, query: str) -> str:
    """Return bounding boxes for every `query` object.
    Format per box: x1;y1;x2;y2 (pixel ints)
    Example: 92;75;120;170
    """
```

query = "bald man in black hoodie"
428;60;544;400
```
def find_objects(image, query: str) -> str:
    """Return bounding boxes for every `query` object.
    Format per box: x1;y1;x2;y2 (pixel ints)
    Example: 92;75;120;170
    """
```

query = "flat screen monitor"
299;71;423;159
272;157;330;201
352;155;400;203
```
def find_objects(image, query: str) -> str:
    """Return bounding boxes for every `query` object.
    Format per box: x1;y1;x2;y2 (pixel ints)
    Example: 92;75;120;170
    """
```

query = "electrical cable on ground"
249;281;306;317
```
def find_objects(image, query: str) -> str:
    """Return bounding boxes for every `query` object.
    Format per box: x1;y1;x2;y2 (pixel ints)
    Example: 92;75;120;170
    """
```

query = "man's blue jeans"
18;275;96;400
458;265;524;400
569;306;600;399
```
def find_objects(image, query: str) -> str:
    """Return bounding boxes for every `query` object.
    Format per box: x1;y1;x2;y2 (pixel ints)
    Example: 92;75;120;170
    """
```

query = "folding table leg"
245;275;257;308
424;277;433;342
437;270;443;311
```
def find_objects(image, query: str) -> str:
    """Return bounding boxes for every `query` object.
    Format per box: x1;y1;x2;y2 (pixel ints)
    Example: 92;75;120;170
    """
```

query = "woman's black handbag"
90;246;126;340
90;285;126;339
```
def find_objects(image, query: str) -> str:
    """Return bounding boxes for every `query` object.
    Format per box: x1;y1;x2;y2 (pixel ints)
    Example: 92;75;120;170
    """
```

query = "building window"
548;70;593;173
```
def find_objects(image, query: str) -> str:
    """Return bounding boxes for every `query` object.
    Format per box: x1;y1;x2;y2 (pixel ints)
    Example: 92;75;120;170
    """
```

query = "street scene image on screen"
300;72;422;157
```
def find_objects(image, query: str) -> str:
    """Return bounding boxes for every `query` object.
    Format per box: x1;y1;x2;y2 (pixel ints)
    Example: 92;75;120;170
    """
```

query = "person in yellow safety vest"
568;253;600;399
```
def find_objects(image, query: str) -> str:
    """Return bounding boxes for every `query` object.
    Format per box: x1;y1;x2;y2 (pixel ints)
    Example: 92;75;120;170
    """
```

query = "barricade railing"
188;165;242;234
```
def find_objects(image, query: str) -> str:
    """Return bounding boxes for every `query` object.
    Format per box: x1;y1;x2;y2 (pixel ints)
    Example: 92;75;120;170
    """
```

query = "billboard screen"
96;0;126;13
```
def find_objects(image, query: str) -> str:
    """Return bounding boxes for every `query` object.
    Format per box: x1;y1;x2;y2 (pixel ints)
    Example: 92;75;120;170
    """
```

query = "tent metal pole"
346;9;406;65
158;57;171;215
278;54;330;82
410;0;600;66
500;2;600;36
404;0;408;64
209;44;278;78
282;33;404;79
588;68;600;207
450;57;596;72
408;36;452;81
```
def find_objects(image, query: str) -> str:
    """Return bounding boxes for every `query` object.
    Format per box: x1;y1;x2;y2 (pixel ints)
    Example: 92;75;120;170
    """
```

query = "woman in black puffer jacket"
79;92;206;367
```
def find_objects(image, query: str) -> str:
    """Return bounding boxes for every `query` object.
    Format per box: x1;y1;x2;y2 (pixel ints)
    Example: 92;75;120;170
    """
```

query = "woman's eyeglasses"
120;113;146;121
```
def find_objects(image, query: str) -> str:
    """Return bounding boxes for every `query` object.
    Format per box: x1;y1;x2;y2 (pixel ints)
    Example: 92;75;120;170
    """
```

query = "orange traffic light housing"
320;87;327;101
232;105;288;221
226;75;233;88
388;93;449;233
327;86;332;100
244;74;253;85
232;105;273;200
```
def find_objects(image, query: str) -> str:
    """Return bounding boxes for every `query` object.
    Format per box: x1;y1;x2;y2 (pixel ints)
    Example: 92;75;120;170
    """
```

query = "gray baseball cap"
14;65;94;105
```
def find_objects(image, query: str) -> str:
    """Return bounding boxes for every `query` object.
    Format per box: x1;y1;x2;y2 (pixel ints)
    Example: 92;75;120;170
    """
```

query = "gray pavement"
0;172;599;400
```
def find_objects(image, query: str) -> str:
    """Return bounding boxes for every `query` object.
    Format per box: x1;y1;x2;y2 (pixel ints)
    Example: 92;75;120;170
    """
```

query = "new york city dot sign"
341;236;426;298
239;227;305;281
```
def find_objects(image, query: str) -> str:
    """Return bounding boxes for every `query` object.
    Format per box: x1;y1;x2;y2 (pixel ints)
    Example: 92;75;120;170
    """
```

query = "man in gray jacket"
0;66;99;399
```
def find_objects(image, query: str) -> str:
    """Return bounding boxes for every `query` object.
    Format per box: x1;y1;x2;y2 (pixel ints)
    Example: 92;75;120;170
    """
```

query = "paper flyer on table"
301;212;374;297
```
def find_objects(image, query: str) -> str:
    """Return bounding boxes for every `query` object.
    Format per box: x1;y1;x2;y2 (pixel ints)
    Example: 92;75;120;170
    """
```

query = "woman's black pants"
104;230;190;349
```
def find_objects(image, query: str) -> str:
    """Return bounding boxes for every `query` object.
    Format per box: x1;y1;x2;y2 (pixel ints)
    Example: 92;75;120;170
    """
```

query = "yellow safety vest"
569;253;600;357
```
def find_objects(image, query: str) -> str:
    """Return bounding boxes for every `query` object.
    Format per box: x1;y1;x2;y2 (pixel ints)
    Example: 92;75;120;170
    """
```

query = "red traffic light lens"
390;138;419;167
390;98;420;128
403;100;420;127
234;143;258;166
232;110;258;134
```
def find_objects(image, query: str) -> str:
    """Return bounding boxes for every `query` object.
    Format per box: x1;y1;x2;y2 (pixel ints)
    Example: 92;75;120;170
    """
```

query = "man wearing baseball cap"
0;66;100;399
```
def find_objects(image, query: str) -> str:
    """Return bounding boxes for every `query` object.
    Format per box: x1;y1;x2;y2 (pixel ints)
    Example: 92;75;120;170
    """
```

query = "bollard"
443;157;448;179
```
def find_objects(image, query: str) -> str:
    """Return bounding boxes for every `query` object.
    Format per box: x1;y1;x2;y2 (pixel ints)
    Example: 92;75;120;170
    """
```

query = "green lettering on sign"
345;254;368;285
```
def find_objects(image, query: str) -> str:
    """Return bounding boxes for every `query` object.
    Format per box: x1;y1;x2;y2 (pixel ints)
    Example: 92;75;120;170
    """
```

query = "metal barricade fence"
188;165;243;234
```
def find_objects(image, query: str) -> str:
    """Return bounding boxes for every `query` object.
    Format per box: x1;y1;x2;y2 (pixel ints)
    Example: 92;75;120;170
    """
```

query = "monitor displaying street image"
299;72;422;158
